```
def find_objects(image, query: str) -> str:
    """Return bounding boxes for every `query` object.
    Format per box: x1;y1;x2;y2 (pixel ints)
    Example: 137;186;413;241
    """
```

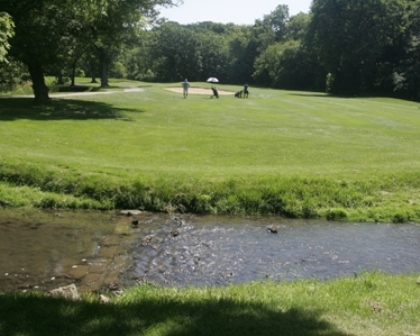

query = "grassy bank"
1;79;420;221
0;273;419;335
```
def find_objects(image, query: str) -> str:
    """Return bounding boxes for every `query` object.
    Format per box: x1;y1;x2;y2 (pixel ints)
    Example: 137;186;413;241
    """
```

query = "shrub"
326;208;348;221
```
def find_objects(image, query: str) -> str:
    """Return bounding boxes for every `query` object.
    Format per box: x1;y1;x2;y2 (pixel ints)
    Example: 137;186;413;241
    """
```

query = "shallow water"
0;209;419;293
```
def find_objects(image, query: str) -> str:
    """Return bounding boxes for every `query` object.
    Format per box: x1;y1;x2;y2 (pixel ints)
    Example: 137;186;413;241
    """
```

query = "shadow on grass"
0;98;144;121
289;93;343;99
289;92;420;103
0;293;353;336
54;85;97;93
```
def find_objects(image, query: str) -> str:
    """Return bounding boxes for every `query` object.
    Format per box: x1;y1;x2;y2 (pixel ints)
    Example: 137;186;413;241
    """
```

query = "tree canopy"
0;0;176;102
1;0;420;100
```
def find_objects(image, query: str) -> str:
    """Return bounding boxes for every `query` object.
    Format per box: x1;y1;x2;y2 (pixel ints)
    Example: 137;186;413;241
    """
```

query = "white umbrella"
206;77;219;83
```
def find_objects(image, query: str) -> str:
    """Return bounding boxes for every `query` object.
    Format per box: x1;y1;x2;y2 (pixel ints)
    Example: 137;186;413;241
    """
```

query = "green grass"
1;78;420;221
0;273;419;336
1;83;419;334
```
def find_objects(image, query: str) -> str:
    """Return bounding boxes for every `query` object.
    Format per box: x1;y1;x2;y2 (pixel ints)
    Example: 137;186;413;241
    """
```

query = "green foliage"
0;0;178;101
326;208;348;221
260;4;289;42
1;0;420;100
0;57;29;92
284;12;310;41
325;73;334;93
254;40;311;89
0;11;14;62
147;22;203;81
307;0;406;95
393;0;420;100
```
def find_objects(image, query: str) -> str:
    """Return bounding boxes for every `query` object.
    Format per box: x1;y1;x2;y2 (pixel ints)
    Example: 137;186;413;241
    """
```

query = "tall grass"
1;79;420;221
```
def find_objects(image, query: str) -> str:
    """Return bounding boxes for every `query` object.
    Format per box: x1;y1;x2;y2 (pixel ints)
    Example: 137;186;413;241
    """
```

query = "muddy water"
0;209;136;292
0;209;419;293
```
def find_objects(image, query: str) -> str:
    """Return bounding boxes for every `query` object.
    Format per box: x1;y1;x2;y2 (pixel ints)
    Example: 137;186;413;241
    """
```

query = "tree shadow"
289;92;420;103
0;98;143;121
289;93;343;99
0;292;353;336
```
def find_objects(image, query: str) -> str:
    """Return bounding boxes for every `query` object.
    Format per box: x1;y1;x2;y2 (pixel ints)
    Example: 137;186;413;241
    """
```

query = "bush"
326;208;348;221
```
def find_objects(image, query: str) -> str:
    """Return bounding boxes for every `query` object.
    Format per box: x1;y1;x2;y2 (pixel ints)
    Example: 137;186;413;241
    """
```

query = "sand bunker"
166;87;233;95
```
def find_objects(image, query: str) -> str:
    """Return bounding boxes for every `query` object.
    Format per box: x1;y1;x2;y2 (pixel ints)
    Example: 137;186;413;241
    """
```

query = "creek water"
0;209;419;293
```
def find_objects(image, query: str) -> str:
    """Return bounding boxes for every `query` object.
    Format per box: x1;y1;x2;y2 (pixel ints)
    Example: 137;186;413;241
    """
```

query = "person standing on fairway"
182;79;190;98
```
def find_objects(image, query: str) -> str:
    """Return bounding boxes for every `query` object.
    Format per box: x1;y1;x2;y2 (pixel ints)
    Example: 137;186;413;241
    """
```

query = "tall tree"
226;25;264;84
253;12;319;88
253;40;326;91
0;0;176;102
226;5;289;84
307;0;406;95
393;0;420;99
284;12;310;41
1;0;69;102
262;4;289;42
88;0;175;87
148;22;202;81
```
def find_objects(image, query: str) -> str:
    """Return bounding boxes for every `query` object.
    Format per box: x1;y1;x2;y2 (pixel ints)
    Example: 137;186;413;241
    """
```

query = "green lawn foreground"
1;79;420;222
0;273;419;336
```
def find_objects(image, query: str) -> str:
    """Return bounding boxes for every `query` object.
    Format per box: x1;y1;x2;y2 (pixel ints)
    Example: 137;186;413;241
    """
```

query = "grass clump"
2;163;418;222
2;79;420;221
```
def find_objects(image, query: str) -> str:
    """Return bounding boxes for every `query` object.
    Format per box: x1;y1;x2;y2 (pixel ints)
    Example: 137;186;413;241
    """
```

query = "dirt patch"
166;87;233;95
122;88;144;92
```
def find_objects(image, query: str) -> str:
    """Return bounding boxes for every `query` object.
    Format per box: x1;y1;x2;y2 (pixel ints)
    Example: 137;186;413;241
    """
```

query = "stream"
0;209;419;293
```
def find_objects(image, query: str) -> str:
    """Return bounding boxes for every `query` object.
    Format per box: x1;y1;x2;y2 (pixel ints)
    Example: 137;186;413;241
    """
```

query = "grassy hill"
1;78;420;222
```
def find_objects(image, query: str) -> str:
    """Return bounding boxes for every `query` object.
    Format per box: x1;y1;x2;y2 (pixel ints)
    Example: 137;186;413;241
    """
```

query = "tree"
307;0;406;95
0;11;14;62
189;23;231;81
0;0;176;102
261;4;289;42
225;5;289;85
226;25;265;84
0;57;28;92
87;0;176;88
1;0;67;102
284;12;310;41
253;40;326;91
393;0;420;100
147;22;203;81
197;30;230;81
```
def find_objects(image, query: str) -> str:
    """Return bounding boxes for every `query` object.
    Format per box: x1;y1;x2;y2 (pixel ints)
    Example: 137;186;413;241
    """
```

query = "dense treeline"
1;0;420;101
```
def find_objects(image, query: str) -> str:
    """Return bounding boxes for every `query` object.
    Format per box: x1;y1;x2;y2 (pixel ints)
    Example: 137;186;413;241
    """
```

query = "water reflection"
0;210;419;293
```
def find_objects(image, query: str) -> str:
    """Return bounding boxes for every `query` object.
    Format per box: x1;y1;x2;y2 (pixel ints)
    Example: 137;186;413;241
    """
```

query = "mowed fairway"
1;79;420;221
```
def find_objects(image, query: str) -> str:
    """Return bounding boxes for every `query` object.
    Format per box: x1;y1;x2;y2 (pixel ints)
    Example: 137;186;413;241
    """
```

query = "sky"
158;0;313;25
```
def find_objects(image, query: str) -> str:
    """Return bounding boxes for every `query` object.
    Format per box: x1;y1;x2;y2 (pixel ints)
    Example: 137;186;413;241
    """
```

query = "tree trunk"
90;57;98;83
71;59;76;87
100;57;109;87
27;61;49;103
56;72;64;85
